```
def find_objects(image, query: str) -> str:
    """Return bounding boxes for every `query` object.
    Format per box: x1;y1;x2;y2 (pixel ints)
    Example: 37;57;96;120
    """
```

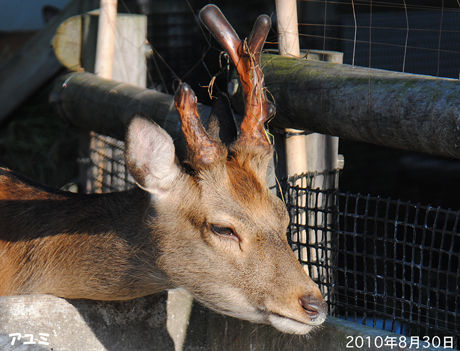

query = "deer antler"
174;82;227;169
199;5;274;152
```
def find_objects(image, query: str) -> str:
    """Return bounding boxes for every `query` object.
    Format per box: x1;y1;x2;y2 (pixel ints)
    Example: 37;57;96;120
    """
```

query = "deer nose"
299;295;326;323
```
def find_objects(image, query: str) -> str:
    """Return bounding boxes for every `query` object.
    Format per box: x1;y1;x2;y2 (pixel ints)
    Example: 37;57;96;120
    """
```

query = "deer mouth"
267;312;326;335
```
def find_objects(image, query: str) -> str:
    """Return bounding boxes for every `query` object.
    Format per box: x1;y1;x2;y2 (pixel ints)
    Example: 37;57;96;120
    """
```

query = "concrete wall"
0;294;448;351
0;294;173;351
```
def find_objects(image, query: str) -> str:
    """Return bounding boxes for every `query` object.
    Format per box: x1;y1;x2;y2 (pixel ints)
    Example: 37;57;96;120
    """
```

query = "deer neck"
0;182;172;300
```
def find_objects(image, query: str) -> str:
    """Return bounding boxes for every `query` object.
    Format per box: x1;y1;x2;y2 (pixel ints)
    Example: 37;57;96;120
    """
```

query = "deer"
0;5;326;335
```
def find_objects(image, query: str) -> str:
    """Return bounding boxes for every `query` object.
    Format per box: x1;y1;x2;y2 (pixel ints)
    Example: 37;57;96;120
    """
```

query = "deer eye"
210;224;239;241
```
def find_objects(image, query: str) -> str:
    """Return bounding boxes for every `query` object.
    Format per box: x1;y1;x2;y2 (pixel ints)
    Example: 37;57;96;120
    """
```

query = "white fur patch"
268;314;316;335
193;286;266;324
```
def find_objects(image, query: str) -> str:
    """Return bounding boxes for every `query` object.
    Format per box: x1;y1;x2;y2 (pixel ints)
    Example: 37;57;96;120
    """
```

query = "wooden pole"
275;0;307;179
275;0;314;281
269;0;303;195
75;12;148;192
94;0;118;79
276;0;301;57
91;0;118;193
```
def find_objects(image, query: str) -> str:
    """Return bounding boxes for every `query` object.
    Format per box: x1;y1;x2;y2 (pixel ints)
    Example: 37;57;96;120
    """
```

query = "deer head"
125;5;326;334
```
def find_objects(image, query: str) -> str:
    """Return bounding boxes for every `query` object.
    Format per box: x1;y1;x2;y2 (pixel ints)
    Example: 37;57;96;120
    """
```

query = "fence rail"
52;52;460;160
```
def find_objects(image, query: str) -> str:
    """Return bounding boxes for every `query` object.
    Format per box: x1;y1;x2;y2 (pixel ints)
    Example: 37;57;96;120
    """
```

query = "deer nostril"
299;295;323;318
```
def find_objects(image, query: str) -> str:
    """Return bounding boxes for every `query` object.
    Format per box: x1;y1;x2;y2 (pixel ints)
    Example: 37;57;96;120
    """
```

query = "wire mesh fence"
297;0;460;79
82;132;135;193
286;171;460;349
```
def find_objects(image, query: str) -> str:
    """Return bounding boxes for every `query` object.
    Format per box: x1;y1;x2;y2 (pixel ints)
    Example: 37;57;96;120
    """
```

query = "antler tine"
200;5;273;150
174;82;226;169
248;15;271;65
199;5;242;73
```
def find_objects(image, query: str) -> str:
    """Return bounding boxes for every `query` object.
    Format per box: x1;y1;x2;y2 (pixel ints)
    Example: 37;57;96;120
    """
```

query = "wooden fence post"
275;0;306;180
276;0;341;298
78;11;146;193
275;0;309;274
94;0;117;79
90;0;118;193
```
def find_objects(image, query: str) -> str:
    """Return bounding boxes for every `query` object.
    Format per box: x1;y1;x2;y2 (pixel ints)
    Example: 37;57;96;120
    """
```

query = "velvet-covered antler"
174;82;227;169
199;4;274;152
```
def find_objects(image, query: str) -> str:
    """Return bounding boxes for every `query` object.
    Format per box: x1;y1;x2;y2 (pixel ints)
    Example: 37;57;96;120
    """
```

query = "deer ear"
125;115;181;197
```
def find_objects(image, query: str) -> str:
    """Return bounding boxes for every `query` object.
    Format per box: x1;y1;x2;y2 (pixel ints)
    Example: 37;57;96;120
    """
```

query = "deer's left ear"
125;115;182;198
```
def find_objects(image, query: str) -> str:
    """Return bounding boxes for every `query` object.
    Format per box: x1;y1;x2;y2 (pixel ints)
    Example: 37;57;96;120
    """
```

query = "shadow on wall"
67;294;175;350
0;294;174;351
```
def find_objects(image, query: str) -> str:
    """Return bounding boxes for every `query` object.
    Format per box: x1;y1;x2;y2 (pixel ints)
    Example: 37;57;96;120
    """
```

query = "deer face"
124;5;326;335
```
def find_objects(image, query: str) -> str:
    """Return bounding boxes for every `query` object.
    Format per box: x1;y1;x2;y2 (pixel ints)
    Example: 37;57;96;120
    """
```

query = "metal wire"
298;0;460;78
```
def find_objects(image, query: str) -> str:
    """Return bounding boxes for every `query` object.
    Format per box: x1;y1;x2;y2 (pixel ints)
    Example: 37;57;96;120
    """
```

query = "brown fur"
0;168;168;299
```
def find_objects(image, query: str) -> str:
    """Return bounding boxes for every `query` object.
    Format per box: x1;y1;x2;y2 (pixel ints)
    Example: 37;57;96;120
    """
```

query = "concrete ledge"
0;294;173;351
0;294;448;351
